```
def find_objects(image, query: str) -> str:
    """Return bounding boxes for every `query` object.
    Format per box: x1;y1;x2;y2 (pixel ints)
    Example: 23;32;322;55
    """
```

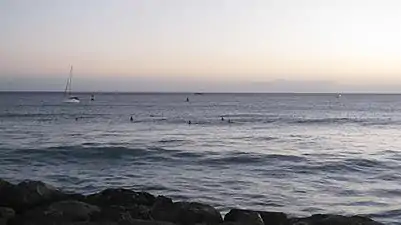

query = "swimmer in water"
188;120;192;125
221;116;224;121
186;97;189;102
130;116;133;122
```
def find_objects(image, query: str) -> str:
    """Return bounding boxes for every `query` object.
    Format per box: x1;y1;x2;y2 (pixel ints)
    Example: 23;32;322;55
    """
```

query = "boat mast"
64;65;73;97
69;65;73;96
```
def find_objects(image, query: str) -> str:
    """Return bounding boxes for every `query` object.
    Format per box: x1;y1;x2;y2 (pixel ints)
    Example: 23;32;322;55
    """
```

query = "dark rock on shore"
291;214;384;225
224;209;264;225
0;179;65;212
0;208;15;220
47;200;100;221
92;204;152;222
151;196;223;225
0;207;15;225
257;211;289;225
8;201;100;225
224;209;291;225
0;179;386;225
86;189;156;208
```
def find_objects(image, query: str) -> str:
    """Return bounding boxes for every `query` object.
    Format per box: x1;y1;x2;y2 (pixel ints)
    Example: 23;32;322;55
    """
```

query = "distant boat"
63;66;80;103
337;94;342;98
194;93;204;95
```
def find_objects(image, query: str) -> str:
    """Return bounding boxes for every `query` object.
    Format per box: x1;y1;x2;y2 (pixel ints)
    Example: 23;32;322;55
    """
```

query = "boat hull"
63;98;80;103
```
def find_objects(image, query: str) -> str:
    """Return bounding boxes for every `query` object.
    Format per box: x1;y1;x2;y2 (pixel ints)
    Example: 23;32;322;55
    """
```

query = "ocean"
1;92;401;224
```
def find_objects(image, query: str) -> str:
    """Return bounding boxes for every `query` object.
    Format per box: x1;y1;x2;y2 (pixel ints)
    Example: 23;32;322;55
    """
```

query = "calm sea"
1;92;401;224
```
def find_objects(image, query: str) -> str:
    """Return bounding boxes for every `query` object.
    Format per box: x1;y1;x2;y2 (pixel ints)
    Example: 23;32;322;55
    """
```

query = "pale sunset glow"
1;0;401;91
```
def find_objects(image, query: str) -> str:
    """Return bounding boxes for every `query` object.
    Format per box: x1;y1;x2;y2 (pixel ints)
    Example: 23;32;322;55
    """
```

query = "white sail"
63;65;80;103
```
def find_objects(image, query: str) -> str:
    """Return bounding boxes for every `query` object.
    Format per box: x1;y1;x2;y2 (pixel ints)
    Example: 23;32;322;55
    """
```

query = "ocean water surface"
1;92;401;224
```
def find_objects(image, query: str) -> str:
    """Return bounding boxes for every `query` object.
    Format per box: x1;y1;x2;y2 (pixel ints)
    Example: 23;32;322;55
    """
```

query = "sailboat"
63;65;80;103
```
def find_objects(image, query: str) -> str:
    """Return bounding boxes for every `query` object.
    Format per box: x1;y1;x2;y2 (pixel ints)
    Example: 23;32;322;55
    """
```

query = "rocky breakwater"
0;178;385;225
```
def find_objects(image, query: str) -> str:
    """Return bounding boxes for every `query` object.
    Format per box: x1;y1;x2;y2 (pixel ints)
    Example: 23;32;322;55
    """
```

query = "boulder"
173;201;223;225
125;219;177;225
149;196;175;222
257;211;289;225
0;179;16;208
0;207;15;225
86;188;156;207
0;179;14;190
8;201;100;225
91;219;175;225
151;197;223;225
224;209;264;225
91;204;151;222
46;200;100;221
0;207;15;219
92;205;134;223
0;180;65;212
291;214;384;225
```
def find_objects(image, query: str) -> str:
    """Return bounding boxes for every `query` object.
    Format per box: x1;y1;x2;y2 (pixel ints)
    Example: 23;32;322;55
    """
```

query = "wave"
5;145;309;166
0;113;107;119
292;117;366;125
2;111;400;127
291;157;394;175
2;145;398;179
200;152;307;165
11;146;157;162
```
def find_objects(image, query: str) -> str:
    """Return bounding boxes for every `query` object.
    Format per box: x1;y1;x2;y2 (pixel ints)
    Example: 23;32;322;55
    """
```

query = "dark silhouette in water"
130;116;133;122
91;94;95;101
186;97;189;102
221;117;224;121
188;120;192;125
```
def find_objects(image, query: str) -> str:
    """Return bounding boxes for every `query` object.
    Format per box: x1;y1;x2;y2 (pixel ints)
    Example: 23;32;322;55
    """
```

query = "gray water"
1;92;401;224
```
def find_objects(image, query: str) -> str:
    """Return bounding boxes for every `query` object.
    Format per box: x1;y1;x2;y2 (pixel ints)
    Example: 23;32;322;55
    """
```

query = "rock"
125;219;177;225
257;211;289;225
46;200;100;221
92;205;134;223
0;180;65;212
0;207;15;219
91;204;151;222
151;197;223;225
149;196;175;222
86;188;156;207
0;179;13;190
8;201;100;225
87;219;176;225
292;214;384;225
224;209;264;225
0;179;16;207
174;201;223;225
0;207;15;225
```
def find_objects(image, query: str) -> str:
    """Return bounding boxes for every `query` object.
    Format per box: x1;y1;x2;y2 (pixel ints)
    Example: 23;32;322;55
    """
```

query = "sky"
1;0;401;92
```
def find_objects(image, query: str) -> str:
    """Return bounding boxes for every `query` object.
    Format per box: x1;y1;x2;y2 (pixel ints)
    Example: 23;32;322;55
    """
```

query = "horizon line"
1;91;401;95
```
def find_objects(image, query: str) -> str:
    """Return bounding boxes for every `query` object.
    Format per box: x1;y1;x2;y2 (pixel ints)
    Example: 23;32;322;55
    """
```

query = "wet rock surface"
0;179;386;225
224;209;264;225
290;214;384;225
151;196;223;225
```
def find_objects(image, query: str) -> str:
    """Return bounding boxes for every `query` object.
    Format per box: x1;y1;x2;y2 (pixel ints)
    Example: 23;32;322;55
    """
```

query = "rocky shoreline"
0;179;384;225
